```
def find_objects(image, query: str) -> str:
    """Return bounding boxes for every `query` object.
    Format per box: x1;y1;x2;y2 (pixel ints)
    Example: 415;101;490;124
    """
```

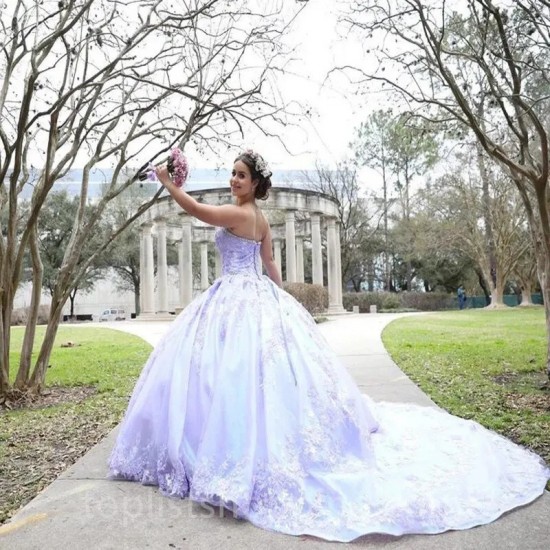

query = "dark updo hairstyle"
234;150;272;200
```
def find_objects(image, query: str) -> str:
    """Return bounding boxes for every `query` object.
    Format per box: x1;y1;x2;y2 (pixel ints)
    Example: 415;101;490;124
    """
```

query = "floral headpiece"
243;149;272;178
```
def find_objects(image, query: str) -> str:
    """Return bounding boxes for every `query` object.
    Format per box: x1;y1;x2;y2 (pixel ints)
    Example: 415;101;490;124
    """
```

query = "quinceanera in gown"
109;225;550;542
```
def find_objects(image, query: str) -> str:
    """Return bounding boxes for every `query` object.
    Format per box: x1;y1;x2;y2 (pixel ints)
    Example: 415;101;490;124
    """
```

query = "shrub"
343;291;456;312
11;304;50;326
343;292;389;312
283;283;328;315
381;293;400;310
399;291;455;311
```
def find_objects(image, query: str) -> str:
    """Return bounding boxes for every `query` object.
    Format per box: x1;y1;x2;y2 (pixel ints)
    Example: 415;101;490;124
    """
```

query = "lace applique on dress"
109;223;550;542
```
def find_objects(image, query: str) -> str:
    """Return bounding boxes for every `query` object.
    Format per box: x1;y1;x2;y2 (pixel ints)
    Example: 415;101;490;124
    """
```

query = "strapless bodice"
215;227;262;278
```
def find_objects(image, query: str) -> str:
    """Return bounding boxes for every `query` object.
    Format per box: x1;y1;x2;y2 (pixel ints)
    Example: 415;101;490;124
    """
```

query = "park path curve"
0;313;548;549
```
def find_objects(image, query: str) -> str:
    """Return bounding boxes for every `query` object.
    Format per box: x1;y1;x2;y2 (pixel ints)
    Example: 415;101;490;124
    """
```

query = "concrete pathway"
0;313;548;549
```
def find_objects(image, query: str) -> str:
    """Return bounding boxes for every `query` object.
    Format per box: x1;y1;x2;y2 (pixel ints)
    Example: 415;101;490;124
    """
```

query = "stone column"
179;214;193;308
310;214;323;286
200;241;209;290
296;235;304;283
273;238;282;273
156;219;168;314
139;228;145;314
285;210;297;283
335;222;344;308
326;217;340;313
141;223;155;314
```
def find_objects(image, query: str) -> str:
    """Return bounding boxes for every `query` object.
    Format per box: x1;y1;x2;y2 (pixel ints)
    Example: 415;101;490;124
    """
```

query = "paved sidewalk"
0;313;548;549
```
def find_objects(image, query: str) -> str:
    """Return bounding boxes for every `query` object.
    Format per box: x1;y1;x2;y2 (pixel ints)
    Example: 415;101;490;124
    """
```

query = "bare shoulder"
219;204;245;215
217;204;248;225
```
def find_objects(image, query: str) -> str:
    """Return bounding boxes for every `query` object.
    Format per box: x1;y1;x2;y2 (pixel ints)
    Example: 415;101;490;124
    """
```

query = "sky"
198;0;371;173
3;0;380;187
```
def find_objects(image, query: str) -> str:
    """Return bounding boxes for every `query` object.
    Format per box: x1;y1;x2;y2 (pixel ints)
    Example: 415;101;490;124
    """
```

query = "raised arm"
260;224;283;287
155;165;247;228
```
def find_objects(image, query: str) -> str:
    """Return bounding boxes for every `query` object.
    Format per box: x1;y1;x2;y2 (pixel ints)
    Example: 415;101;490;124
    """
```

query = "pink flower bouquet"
138;147;189;188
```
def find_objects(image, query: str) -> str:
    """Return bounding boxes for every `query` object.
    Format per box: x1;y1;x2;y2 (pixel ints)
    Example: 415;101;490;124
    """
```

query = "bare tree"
342;0;550;378
0;0;302;396
419;162;529;307
513;238;539;307
303;162;381;291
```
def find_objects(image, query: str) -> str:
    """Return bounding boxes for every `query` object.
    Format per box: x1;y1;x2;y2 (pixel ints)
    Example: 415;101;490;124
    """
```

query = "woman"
109;150;549;542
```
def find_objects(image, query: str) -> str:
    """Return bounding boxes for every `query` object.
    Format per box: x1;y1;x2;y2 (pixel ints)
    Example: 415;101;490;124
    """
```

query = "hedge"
343;291;456;312
11;304;50;326
283;283;328;315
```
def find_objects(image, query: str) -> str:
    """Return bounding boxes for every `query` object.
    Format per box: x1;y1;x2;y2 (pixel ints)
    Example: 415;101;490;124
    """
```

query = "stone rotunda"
137;186;344;317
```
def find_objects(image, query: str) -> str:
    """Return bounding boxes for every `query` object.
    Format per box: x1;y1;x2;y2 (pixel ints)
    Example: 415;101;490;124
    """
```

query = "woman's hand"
155;164;173;188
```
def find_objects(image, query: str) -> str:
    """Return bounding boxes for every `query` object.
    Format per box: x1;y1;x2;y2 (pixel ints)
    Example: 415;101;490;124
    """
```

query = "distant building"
17;167;313;199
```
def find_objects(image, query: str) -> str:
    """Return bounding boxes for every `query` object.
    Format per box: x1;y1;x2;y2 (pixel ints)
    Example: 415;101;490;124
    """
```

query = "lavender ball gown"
109;227;549;541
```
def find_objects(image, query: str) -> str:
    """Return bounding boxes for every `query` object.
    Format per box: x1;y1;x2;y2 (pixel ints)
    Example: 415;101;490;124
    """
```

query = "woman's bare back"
228;204;267;242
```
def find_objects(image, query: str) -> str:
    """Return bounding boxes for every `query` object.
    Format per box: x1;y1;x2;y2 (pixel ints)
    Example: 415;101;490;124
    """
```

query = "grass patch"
1;326;152;524
379;308;419;313
382;308;550;464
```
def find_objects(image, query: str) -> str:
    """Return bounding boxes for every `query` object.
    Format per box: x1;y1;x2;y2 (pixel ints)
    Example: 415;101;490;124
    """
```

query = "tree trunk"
0;215;16;395
519;284;533;306
0;294;15;396
15;224;43;389
475;271;490;305
485;269;507;308
134;286;140;316
477;143;499;297
487;285;506;308
514;255;538;308
538;258;550;380
0;299;9;395
69;288;77;319
513;176;550;378
28;298;64;392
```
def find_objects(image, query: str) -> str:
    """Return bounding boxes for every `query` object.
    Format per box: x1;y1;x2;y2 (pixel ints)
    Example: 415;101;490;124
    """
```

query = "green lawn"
1;326;152;524
7;326;151;392
382;308;550;463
